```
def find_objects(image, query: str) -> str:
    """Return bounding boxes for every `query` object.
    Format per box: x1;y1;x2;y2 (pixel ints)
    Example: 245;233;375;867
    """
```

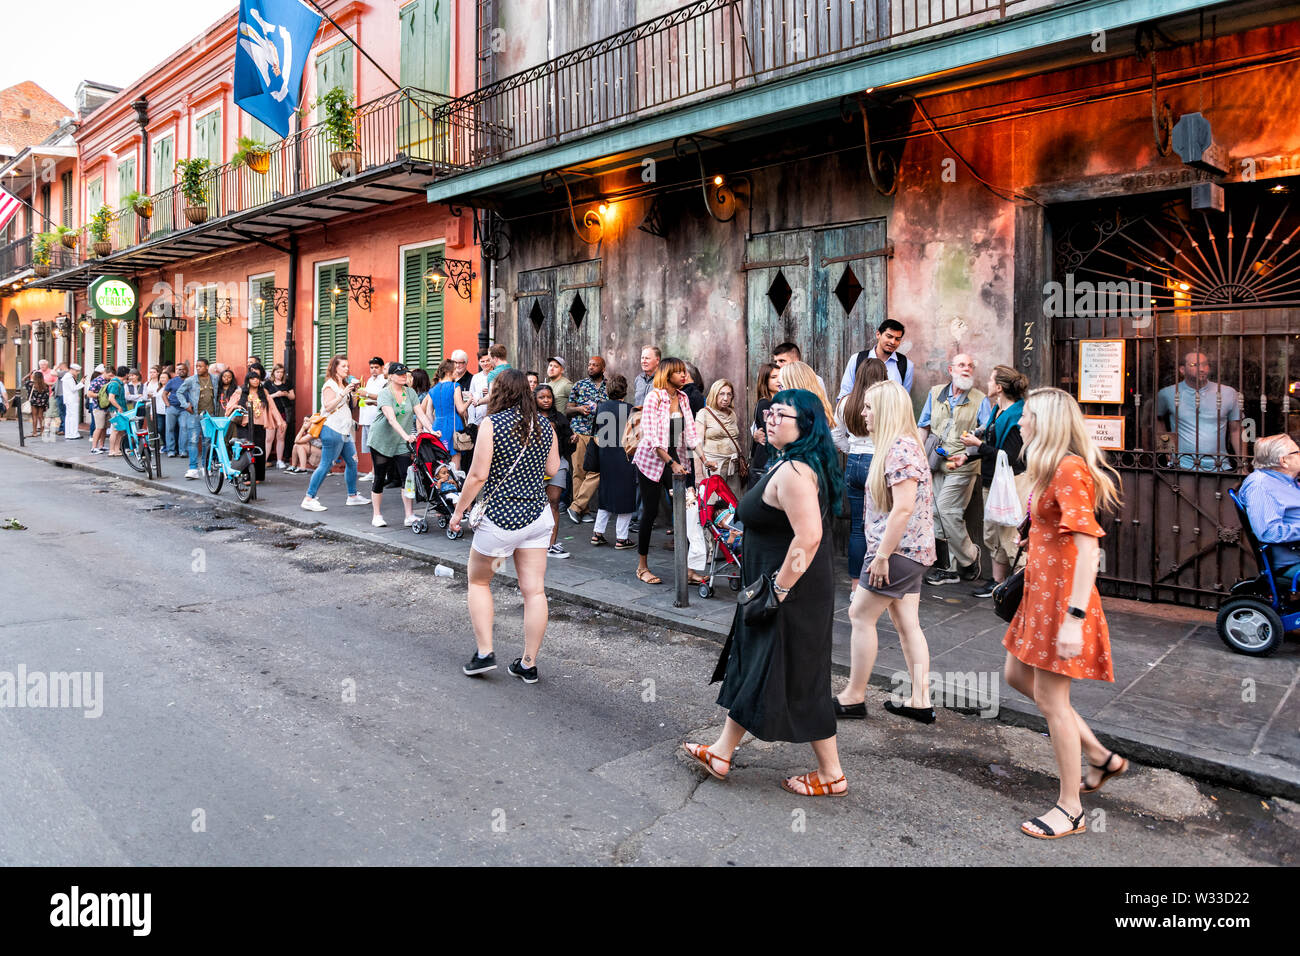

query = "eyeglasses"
764;408;795;423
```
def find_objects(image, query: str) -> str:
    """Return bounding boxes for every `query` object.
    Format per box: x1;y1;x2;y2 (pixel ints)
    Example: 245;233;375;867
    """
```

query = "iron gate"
1051;186;1300;607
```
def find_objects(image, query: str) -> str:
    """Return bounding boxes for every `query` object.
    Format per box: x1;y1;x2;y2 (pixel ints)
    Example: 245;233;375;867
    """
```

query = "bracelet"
771;581;790;596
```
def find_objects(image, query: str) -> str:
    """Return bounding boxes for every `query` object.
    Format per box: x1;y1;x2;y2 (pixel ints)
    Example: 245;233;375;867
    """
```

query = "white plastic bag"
986;450;1022;526
402;465;416;500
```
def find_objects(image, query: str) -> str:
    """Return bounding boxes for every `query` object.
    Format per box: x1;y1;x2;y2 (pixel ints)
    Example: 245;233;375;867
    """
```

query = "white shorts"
470;508;555;557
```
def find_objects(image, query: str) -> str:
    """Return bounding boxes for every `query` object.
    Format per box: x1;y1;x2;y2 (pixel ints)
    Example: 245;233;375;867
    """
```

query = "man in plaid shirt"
565;356;608;522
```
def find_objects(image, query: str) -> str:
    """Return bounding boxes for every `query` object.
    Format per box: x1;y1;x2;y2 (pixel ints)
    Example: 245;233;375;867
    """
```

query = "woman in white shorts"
451;368;561;684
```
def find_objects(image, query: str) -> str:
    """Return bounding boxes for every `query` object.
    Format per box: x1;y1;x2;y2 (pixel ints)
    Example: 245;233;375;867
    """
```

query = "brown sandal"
682;743;731;780
636;567;662;585
688;572;708;586
1080;751;1129;794
781;771;848;797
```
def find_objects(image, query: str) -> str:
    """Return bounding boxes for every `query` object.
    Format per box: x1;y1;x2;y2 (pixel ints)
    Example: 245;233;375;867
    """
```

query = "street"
1;450;1297;866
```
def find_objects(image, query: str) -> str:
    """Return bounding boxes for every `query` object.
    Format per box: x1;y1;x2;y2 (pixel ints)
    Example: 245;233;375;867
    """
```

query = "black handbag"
991;513;1032;623
583;432;600;473
737;573;780;625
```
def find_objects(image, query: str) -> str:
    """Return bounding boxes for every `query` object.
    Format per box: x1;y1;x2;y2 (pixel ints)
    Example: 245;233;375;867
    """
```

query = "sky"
4;0;238;111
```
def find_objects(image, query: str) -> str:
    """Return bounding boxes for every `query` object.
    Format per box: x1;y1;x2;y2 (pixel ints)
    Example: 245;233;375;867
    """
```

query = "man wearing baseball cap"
545;356;573;415
61;364;84;439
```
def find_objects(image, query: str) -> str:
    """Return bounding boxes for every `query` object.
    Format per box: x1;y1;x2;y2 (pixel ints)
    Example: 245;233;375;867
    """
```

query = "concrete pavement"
3;419;1298;800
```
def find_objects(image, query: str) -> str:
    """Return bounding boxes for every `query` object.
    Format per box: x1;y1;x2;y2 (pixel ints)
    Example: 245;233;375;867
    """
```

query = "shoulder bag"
466;427;531;531
621;408;643;460
991;509;1033;623
737;573;780;625
706;407;748;482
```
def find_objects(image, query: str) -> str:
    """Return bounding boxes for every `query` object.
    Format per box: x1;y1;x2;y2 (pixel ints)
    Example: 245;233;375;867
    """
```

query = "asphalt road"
1;450;1297;866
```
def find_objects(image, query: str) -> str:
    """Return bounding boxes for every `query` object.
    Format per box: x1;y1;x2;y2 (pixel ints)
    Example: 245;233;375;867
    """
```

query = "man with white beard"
917;354;992;586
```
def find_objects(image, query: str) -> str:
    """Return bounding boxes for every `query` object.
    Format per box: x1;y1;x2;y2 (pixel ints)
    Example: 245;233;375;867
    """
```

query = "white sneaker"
185;469;200;480
371;515;387;527
65;434;82;440
301;496;327;512
403;515;418;527
358;472;373;482
275;461;286;470
346;494;369;506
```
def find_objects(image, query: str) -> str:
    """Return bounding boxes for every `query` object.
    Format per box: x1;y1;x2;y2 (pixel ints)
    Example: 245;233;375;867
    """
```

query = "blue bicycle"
200;409;259;502
111;401;156;479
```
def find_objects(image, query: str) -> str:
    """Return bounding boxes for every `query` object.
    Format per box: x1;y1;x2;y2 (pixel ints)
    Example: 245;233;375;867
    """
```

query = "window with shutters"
40;185;51;227
87;177;103;217
401;246;444;372
398;0;451;160
314;44;355;122
61;172;72;226
151;134;175;235
316;262;349;401
195;286;217;364
99;321;116;372
249;275;276;363
116;156;138;248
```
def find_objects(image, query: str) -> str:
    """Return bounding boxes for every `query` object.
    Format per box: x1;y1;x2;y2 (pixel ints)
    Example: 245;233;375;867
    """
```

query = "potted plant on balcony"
232;136;272;174
89;205;114;257
176;158;212;224
32;232;55;276
55;224;78;250
318;87;361;175
123;189;153;220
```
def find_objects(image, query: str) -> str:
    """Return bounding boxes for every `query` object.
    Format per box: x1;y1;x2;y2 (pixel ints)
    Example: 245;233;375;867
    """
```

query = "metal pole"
15;359;25;447
672;471;689;608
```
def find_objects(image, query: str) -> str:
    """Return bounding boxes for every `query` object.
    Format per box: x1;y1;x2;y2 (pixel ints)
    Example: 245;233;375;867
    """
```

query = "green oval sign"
95;279;136;316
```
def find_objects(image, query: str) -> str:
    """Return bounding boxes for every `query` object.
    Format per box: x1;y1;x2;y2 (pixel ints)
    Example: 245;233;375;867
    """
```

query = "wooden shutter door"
117;157;137;247
402;248;444;372
317;264;349;398
87;178;103;215
152;135;174;235
249;278;276;363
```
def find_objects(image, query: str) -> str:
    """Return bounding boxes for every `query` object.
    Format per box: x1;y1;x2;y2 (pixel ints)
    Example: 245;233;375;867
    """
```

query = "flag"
0;187;21;233
233;0;323;138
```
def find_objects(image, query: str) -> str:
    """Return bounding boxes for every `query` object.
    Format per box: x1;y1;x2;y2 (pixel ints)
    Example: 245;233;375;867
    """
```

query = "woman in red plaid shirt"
633;357;700;584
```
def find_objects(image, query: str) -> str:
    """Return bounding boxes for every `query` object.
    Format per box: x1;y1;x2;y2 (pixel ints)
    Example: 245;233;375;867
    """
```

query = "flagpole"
1;179;62;234
301;0;439;127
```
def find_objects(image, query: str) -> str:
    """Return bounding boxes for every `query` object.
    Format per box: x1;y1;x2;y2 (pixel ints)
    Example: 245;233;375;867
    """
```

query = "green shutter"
316;263;349;399
151;135;174;236
126;323;137;371
401;248;443;372
87;178;103;217
249;277;276;363
196;286;217;364
117;157;137;247
316;44;354;121
61;172;73;226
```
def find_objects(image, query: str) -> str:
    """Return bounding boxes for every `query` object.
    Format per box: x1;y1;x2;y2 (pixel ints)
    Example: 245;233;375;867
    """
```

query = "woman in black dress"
748;363;781;489
587;374;639;548
682;387;848;796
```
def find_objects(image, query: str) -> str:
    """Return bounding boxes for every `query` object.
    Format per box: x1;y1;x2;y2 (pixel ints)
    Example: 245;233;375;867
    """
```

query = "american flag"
0;187;21;232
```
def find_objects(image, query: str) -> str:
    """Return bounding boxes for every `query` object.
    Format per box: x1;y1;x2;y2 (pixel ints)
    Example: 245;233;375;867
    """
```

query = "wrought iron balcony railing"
83;86;491;261
434;0;1022;170
0;233;83;281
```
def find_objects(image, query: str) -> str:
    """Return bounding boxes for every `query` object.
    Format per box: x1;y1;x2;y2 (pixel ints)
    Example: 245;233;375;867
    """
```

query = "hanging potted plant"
32;232;55;276
56;224;78;250
318;87;361;175
232;136;272;174
176;157;212;224
89;205;114;257
123;189;153;220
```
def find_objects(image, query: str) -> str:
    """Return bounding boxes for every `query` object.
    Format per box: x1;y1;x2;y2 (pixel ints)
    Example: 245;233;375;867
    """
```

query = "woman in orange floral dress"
1004;388;1129;840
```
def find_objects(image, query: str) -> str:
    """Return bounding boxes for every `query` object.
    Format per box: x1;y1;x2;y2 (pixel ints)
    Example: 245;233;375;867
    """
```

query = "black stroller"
409;432;464;539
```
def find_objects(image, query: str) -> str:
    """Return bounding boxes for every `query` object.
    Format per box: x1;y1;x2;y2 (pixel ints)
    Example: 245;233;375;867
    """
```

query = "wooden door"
812;219;888;401
514;266;556;377
744;228;812;411
554;259;602;369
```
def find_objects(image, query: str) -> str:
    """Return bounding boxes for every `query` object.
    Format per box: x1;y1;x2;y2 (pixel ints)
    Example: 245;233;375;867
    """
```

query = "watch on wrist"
1066;605;1087;620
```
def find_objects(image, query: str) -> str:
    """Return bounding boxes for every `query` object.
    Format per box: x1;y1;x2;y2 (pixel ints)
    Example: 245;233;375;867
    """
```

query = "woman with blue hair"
681;388;848;796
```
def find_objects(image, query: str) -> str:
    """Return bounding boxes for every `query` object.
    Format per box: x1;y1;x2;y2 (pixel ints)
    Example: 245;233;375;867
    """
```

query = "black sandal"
1021;804;1086;840
1080;750;1129;794
590;533;608;546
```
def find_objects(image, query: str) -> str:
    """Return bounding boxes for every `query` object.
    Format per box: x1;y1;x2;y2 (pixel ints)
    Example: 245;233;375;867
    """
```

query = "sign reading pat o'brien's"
88;275;138;321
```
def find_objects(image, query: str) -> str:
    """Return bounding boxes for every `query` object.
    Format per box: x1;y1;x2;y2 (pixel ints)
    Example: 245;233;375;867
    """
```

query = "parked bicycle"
200;409;260;502
112;402;156;480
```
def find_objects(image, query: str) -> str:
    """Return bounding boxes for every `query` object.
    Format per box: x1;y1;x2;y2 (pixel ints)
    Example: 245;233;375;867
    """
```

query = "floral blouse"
863;436;937;566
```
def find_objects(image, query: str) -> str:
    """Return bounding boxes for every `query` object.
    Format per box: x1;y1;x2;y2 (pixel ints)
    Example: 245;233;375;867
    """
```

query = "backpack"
621;409;642;461
96;384;113;409
855;348;907;384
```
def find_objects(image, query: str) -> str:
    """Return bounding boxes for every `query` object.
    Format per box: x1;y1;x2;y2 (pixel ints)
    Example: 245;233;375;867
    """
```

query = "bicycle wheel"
205;449;224;494
142;435;154;479
235;468;256;503
122;433;146;474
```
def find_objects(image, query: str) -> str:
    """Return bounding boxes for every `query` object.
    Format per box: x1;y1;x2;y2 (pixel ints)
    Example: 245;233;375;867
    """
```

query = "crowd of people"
35;322;1300;841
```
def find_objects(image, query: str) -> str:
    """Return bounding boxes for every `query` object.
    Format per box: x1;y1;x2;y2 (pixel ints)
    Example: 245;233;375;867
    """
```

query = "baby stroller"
409;432;464;539
696;474;744;598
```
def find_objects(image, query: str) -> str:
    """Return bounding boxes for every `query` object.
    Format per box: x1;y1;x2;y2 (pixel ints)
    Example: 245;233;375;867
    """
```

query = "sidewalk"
4;420;1298;798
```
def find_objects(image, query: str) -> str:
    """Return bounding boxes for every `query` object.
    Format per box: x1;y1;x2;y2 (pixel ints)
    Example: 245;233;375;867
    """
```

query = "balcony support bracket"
673;135;744;223
842;94;898;198
541;169;603;246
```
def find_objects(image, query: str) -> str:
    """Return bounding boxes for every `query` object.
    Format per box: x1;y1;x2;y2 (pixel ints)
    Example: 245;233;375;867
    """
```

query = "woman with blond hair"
777;360;836;424
1005;387;1125;840
833;381;937;722
694;379;746;499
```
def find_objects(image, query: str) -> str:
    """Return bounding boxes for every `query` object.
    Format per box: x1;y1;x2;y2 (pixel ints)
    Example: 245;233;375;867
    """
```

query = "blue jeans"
182;411;211;470
307;428;357;498
845;452;873;580
164;406;182;454
54;395;65;432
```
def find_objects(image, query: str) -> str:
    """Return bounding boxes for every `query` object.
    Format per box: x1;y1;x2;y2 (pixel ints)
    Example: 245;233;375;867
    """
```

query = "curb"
5;438;1298;801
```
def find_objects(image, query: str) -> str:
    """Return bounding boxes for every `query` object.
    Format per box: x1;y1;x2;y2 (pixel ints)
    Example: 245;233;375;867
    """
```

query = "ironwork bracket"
673;135;745;222
638;195;669;239
216;298;233;325
542;169;604;245
1135;25;1173;157
426;256;478;300
272;287;289;318
841;94;898;197
347;274;374;311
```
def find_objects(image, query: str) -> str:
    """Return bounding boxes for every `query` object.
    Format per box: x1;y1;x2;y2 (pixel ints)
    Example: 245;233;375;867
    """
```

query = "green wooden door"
87;178;103;221
316;263;349;401
152;134;174;235
196;287;217;364
314;44;354;120
195;110;222;217
116;156;137;248
249;276;276;365
401;247;444;372
399;0;451;160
